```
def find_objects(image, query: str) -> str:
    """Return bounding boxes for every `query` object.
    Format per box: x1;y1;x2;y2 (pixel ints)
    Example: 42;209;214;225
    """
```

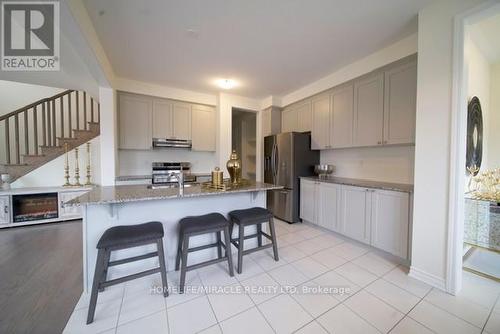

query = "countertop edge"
300;176;413;193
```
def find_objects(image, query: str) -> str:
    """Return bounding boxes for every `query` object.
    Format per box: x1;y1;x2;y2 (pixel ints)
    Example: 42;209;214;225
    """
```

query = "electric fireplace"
12;193;59;223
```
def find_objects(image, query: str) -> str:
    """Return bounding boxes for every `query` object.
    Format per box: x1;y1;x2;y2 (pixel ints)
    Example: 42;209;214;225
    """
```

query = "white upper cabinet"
191;104;216;151
311;94;330;150
296;101;312;132
152;99;173;139
281;107;298;133
340;185;371;244
119;93;152;150
353;73;384;147
172;102;192;140
282;101;311;133
330;84;354;148
370;189;409;259
383;61;417;145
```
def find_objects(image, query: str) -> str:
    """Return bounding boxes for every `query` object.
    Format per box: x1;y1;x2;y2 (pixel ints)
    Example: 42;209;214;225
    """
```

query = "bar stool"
228;207;279;274
175;213;234;293
87;222;168;324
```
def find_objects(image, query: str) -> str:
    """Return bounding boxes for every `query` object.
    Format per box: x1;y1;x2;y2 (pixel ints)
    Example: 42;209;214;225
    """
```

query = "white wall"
118;150;217;176
11;137;101;188
465;34;491;170
411;0;489;290
0;81;64;116
321;146;415;184
489;62;500;168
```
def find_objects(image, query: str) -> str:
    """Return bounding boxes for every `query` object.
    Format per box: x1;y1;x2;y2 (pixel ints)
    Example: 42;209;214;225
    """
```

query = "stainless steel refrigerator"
264;132;319;223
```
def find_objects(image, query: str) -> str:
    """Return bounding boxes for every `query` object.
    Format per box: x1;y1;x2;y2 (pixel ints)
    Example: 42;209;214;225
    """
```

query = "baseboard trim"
409;266;446;291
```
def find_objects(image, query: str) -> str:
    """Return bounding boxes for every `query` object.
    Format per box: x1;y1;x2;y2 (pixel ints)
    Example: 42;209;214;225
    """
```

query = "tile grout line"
480;292;500;333
386;287;437;334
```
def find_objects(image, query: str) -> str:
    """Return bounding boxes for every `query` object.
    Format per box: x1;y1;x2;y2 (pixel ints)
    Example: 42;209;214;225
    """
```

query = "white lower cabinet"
340;185;371;244
299;179;317;224
318;182;341;232
0;196;10;224
300;179;410;259
370;190;409;259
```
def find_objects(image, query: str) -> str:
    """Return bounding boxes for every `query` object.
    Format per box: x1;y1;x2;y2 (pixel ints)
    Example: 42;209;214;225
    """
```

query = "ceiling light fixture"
215;79;237;90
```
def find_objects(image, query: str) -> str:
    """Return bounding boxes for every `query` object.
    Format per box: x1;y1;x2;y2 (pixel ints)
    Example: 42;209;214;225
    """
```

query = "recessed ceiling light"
215;79;237;90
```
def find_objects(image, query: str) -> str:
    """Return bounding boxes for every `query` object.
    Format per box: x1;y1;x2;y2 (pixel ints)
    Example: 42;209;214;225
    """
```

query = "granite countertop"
115;173;212;181
0;185;93;195
67;181;282;206
300;176;413;193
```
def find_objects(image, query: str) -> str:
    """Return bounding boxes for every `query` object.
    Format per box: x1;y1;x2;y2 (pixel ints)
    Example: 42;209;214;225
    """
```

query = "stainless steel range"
151;162;196;185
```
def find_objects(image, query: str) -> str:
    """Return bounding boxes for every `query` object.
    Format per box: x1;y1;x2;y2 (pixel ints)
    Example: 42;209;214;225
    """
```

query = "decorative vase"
226;150;242;184
211;167;223;186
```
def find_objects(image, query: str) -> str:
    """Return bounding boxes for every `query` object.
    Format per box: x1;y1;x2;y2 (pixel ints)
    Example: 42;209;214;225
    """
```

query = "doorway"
231;108;257;181
449;2;500;293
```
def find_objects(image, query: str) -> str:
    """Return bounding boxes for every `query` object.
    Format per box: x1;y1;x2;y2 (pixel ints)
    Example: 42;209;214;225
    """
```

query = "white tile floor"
64;219;500;334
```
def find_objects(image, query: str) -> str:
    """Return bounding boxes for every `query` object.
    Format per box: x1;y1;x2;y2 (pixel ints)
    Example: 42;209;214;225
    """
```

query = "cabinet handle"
4;205;8;214
377;141;382;145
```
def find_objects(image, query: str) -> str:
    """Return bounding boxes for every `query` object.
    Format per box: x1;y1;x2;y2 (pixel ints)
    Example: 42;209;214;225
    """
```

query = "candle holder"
85;142;92;186
63;143;71;187
73;147;82;187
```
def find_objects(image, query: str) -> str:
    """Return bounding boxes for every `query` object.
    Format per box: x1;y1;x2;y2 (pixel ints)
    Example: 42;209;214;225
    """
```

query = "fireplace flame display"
12;193;59;222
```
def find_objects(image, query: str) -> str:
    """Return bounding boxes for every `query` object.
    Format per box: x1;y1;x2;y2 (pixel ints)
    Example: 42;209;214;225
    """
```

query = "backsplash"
118;149;216;176
320;145;415;184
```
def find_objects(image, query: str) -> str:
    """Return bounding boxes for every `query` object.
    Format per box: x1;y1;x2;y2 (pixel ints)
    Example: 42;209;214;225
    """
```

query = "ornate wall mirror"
466;96;483;175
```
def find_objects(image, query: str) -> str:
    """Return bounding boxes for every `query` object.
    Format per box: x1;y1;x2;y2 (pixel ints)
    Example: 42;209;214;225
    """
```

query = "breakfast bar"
67;182;282;292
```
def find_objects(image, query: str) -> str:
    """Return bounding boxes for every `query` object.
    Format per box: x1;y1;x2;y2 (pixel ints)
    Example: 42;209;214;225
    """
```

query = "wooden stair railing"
0;89;100;166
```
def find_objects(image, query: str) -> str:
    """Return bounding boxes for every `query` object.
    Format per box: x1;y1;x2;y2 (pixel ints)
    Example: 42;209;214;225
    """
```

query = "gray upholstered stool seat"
228;207;279;274
97;222;164;248
87;222;168;324
179;213;229;234
176;213;234;293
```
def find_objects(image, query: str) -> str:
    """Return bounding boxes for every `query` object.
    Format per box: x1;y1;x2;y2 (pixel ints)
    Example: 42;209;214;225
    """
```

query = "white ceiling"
84;0;432;98
468;13;500;64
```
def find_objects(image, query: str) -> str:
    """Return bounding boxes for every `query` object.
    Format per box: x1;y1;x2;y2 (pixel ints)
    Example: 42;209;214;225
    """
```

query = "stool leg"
175;229;183;271
216;231;222;259
256;223;263;247
268;217;279;261
223;227;235;276
237;224;244;274
87;248;106;324
157;239;169;297
179;234;190;294
98;249;110;292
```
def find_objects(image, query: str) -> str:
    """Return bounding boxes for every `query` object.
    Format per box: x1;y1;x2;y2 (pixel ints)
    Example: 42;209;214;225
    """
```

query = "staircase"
0;90;100;182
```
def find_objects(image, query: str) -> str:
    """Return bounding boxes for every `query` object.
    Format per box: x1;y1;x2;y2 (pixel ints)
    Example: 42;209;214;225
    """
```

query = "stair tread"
22;154;46;157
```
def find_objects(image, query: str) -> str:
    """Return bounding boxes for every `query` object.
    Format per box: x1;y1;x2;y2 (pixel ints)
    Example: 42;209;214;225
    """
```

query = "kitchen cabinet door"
300;179;317;224
281;108;297;133
311;94;330;150
172;102;192;140
383;61;417;145
262;108;271;137
152;99;173;139
353;73;384;147
297;101;312;132
191;105;216;151
0;196;10;224
331;84;354;148
118;94;152;150
371;189;409;259
340;185;371;244
318;182;341;232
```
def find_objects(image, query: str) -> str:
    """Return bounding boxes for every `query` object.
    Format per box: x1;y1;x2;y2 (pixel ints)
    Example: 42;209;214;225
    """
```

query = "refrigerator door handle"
274;144;279;180
271;143;276;184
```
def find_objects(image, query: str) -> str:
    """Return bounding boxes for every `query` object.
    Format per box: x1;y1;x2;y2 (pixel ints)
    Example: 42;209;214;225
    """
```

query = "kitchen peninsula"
68;181;282;292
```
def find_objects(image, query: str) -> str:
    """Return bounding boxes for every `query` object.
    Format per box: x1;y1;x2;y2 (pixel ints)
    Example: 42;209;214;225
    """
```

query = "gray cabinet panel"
118;94;152;150
331;84;354;148
353;73;384;147
311;94;330;150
